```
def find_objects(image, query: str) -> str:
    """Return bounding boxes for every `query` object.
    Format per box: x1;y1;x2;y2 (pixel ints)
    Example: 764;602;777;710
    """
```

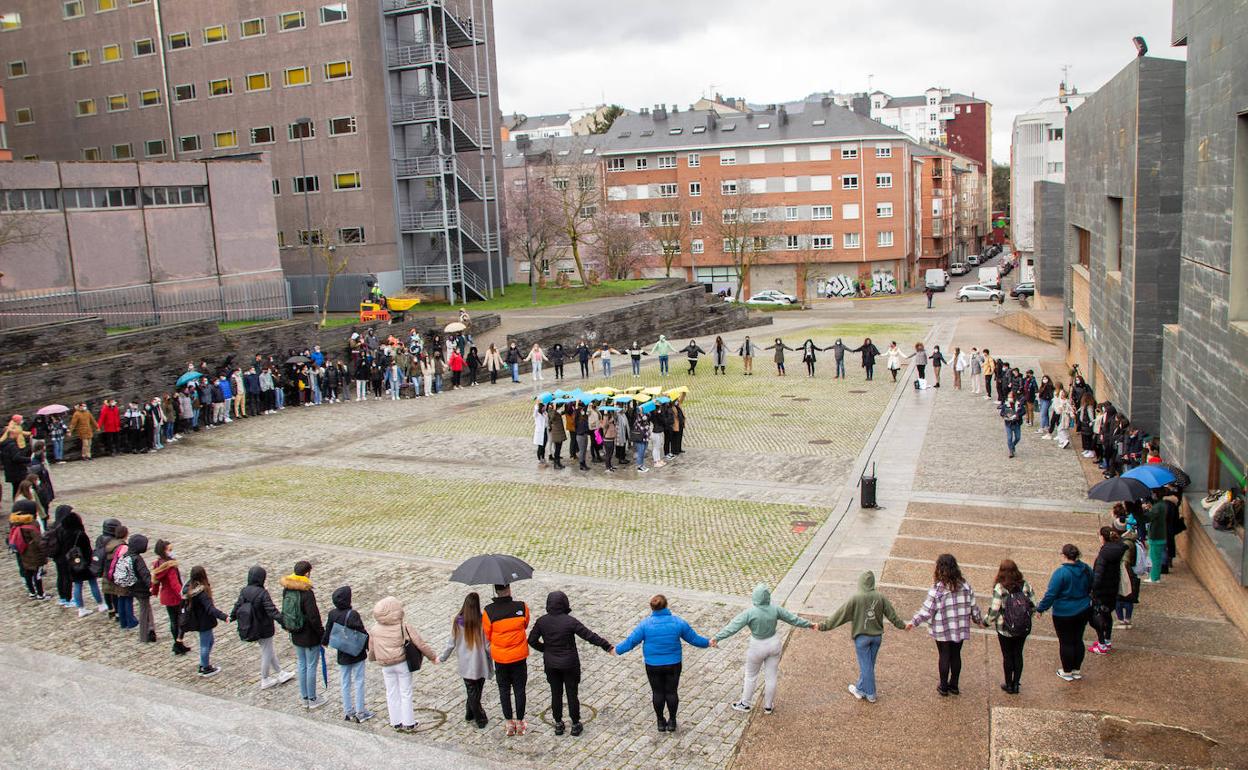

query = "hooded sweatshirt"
817;571;905;638
181;581;227;632
649;336;674;356
127;534;151;598
58;510;94;581
367;596;434;667
715;584;813;642
321;585;369;665
527;590;612;671
231;566;284;640
615;607;709;665
280;573;324;647
1036;560;1093;618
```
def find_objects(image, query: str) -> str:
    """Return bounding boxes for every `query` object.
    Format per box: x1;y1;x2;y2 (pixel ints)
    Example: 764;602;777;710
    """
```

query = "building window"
638;212;651;228
720;150;736;166
279;10;305;30
635;157;648;170
64;1;85;19
323;60;351;81
606;158;625;172
63;187;139;209
551;178;568;191
168;31;190;50
722;209;738;224
785;206;799;221
691;239;704;254
875;173;892;188
842;203;859;220
209;78;233;97
69;50;91;68
1107;196;1123;271
251;125;275;144
141;185;206;206
328;116;357;136
658;183;677;198
13;107;33;124
0;189;59;211
0;12;21;30
844;232;861;249
107;94;128;112
298;229;323;245
139;88;160;107
786;235;800;250
689;182;700;197
812;205;833;221
241;17;265;38
179;135;200;152
1075;225;1090;268
96;0;116;11
7;60;27;77
1232;112;1248;321
841;146;858;160
1047;127;1064;141
877;231;894;247
320;3;348;24
213;130;238;149
133;38;155;56
81;147;101;161
246;72;271;92
277;231;286;248
721;180;738;195
284;66;310;87
579;205;597;219
339;226;365;244
841;174;859;190
144;139;166;157
687;152;700;168
876;202;894;218
75;98;97;117
293;175;320;194
690;210;702;226
272;179;281;196
202;24;227;44
751;209;768;223
111;143;134;160
812;236;834;250
657;155;676;169
174;83;195;102
101;43;122;63
289;121;315;140
722;238;739;252
875;145;892;158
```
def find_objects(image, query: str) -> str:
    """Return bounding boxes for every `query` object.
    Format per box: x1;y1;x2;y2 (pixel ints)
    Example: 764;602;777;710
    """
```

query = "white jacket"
887;348;903;370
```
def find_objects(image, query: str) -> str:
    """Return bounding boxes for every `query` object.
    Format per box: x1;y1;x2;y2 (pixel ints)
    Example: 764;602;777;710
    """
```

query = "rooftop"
506;112;572;132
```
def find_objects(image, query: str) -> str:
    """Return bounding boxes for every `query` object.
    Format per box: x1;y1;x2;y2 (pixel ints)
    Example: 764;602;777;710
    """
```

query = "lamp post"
295;116;318;318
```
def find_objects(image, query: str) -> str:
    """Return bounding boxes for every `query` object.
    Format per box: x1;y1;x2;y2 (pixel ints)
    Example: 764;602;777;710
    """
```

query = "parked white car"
957;284;1003;302
949;262;970;276
748;290;797;304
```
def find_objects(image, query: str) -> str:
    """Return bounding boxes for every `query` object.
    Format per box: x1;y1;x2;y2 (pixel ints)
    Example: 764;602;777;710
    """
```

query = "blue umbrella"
554;389;571;398
599;405;619;412
1123;464;1177;488
176;371;202;388
613;395;632;403
537;392;555;404
578;394;595;405
641;401;657;414
656;396;672;404
553;398;573;405
591;393;609;401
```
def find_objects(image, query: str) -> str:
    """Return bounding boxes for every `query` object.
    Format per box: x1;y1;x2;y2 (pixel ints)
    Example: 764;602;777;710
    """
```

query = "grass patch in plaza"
413;280;658;313
75;465;827;595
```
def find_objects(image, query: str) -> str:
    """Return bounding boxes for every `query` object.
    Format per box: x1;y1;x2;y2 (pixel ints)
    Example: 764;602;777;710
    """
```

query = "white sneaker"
1056;669;1076;682
96;604;107;613
1070;670;1083;680
307;696;329;710
1042;434;1052;440
277;670;296;684
260;676;278;690
848;684;865;700
731;701;751;712
77;607;92;618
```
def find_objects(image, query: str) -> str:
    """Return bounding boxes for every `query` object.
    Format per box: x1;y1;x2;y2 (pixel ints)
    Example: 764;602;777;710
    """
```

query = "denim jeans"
340;660;366;716
434;374;443;393
853;634;882;697
115;595;137;628
658;355;669;375
510;363;520;382
631;358;641;375
312;384;322;405
1005;422;1021;455
51;437;64;461
199;628;215;668
1039;398;1052;430
635;441;648;469
835;360;846;378
602;360;612;377
72;578;102;607
275;388;285;408
296;645;319;700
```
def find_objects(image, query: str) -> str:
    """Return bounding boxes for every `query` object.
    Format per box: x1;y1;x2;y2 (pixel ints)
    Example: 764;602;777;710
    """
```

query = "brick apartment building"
0;84;11;161
0;0;505;305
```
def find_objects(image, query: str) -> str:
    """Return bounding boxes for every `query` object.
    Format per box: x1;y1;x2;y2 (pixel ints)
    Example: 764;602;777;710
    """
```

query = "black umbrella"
1087;476;1151;502
1157;461;1191;489
449;554;534;586
286;355;312;364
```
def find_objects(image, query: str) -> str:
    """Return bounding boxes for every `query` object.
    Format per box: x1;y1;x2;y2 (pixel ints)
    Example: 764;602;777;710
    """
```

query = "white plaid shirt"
911;583;983;642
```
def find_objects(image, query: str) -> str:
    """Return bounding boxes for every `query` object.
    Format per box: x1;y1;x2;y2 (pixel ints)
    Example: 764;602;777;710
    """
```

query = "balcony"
398;208;497;252
386;43;488;99
389;99;491;150
393;154;495;201
383;0;481;47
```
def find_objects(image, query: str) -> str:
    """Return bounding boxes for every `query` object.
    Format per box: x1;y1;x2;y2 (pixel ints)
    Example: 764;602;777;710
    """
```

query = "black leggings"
18;562;43;597
537;443;546;462
1089;602;1114;645
1052;610;1089;672
805;360;815;376
166;605;182;639
865;364;874;380
554;363;565;379
997;633;1027;687
55;559;72;602
546;665;581;724
985;374;993;394
464;678;487;723
917;364;927;379
935;640;963;690
490;368;498;384
579;361;589;377
688;359;698;375
645;662;681;722
495;660;527;720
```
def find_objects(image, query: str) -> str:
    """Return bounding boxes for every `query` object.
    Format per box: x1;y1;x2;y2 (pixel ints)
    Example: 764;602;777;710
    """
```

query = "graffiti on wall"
824;274;857;297
870;270;897;294
821;270;897;297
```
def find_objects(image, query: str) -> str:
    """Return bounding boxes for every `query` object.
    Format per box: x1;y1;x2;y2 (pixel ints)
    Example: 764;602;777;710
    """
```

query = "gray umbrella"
449;554;534;586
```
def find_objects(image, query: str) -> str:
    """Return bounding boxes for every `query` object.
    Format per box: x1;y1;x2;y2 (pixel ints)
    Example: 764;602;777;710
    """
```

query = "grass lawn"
412;280;657;313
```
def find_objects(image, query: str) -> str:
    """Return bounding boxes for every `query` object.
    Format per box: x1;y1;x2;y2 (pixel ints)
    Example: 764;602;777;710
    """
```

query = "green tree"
992;162;1011;213
588;104;625;135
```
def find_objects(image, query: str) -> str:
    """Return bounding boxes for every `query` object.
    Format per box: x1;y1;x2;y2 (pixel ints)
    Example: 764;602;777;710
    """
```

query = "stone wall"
1032;180;1066;298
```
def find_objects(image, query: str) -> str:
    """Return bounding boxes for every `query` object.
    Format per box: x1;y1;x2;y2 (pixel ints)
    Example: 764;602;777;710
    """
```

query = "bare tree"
0;209;49;288
593;208;648;280
504;170;560;287
707;178;769;301
296;220;354;326
539;140;602;287
643;199;690;278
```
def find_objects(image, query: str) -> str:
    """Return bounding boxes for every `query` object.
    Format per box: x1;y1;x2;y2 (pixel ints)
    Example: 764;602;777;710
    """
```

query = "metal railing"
402;262;489;299
382;0;480;43
398;208;497;251
393;155;494;199
386;43;488;93
389;99;491;147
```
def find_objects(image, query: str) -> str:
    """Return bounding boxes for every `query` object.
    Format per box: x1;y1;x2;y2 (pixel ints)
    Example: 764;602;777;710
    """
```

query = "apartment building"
501;106;615;142
601;102;916;299
910;147;955;273
951;152;984;261
0;84;10;161
0;0;504;305
1011;84;1091;255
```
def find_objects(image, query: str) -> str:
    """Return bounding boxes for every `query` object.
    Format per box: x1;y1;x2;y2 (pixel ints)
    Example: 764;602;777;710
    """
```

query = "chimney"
821;96;832;108
777;105;788;125
640;107;649;116
516;135;532;153
671;104;678;114
653;104;667;120
706;113;717;131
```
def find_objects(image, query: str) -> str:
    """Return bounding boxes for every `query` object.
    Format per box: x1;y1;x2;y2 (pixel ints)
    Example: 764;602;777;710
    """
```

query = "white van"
978;266;1001;288
925;268;949;291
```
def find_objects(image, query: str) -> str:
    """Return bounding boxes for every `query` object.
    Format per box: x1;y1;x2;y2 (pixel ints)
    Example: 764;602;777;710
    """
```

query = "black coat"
1091;541;1127;604
281;577;324;648
182;584;228;632
230;565;284;640
127;534;151;598
527;591;611;671
321;586;368;665
852;343;880;367
0;437;30;485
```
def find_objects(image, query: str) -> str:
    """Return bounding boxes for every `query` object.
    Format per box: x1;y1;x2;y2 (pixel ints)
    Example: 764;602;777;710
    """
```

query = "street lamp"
294;116;318;318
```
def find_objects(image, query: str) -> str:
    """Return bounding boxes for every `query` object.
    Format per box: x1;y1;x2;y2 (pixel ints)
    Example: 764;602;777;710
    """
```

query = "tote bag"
328;610;367;657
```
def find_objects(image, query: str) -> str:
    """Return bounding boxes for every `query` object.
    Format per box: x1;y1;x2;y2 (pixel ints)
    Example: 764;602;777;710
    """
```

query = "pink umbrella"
36;404;69;416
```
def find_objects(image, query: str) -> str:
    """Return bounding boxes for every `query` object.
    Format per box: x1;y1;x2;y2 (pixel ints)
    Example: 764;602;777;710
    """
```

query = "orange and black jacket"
483;597;530;664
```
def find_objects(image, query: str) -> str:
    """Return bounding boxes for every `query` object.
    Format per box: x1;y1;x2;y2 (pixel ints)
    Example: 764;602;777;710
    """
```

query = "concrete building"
1011;85;1091;255
0;156;286;327
0;84;10;161
1161;0;1248;557
600;101;917;299
0;0;505;305
501;106;616;142
1032;180;1065;300
1062;56;1186;432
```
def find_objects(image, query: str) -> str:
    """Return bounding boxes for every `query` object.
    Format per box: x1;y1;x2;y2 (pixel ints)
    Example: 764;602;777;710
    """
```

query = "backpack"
90;540;107;577
235;596;260;642
113;552;137;588
281;590;305;633
8;526;29;555
1133;540;1151;577
106;543;129;583
65;544;86;573
1000;590;1034;636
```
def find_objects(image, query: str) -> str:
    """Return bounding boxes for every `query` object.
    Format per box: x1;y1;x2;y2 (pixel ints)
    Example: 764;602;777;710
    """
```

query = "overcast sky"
493;0;1182;164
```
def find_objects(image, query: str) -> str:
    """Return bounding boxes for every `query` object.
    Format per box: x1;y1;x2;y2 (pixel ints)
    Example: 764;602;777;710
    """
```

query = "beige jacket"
367;596;435;667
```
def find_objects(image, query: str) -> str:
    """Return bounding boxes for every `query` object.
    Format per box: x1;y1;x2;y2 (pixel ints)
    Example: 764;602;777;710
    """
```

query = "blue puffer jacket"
615;608;709;665
1036;561;1093;617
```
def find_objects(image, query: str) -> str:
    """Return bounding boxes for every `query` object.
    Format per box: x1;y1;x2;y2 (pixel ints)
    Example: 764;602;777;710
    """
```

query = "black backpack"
1001;590;1034;636
235;596;260;642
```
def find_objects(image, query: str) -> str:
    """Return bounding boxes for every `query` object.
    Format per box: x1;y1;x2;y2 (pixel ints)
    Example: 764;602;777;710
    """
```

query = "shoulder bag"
328;610;367;657
402;625;423;672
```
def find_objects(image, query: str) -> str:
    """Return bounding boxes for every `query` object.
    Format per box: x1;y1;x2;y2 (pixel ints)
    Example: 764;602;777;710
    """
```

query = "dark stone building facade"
1063;56;1187;432
1033;180;1066;299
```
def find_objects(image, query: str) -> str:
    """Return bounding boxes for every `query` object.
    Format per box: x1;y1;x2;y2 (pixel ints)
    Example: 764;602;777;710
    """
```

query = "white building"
869;87;980;143
1010;85;1091;253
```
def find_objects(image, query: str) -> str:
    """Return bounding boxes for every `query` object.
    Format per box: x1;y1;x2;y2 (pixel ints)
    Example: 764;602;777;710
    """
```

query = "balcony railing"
383;0;481;44
389;99;490;147
393;155;494;199
386;43;488;93
398;208;498;251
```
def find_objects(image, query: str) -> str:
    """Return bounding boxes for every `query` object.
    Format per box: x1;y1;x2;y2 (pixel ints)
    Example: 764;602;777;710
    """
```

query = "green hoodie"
818;571;904;637
714;584;812;642
650;336;674;356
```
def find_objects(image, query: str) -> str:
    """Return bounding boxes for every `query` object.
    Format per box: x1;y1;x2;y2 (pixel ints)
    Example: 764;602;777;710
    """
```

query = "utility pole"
525;153;537;305
295;116;318;319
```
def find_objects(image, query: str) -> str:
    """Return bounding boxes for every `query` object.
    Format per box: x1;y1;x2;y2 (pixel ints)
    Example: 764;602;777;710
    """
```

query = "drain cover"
809;439;832;445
